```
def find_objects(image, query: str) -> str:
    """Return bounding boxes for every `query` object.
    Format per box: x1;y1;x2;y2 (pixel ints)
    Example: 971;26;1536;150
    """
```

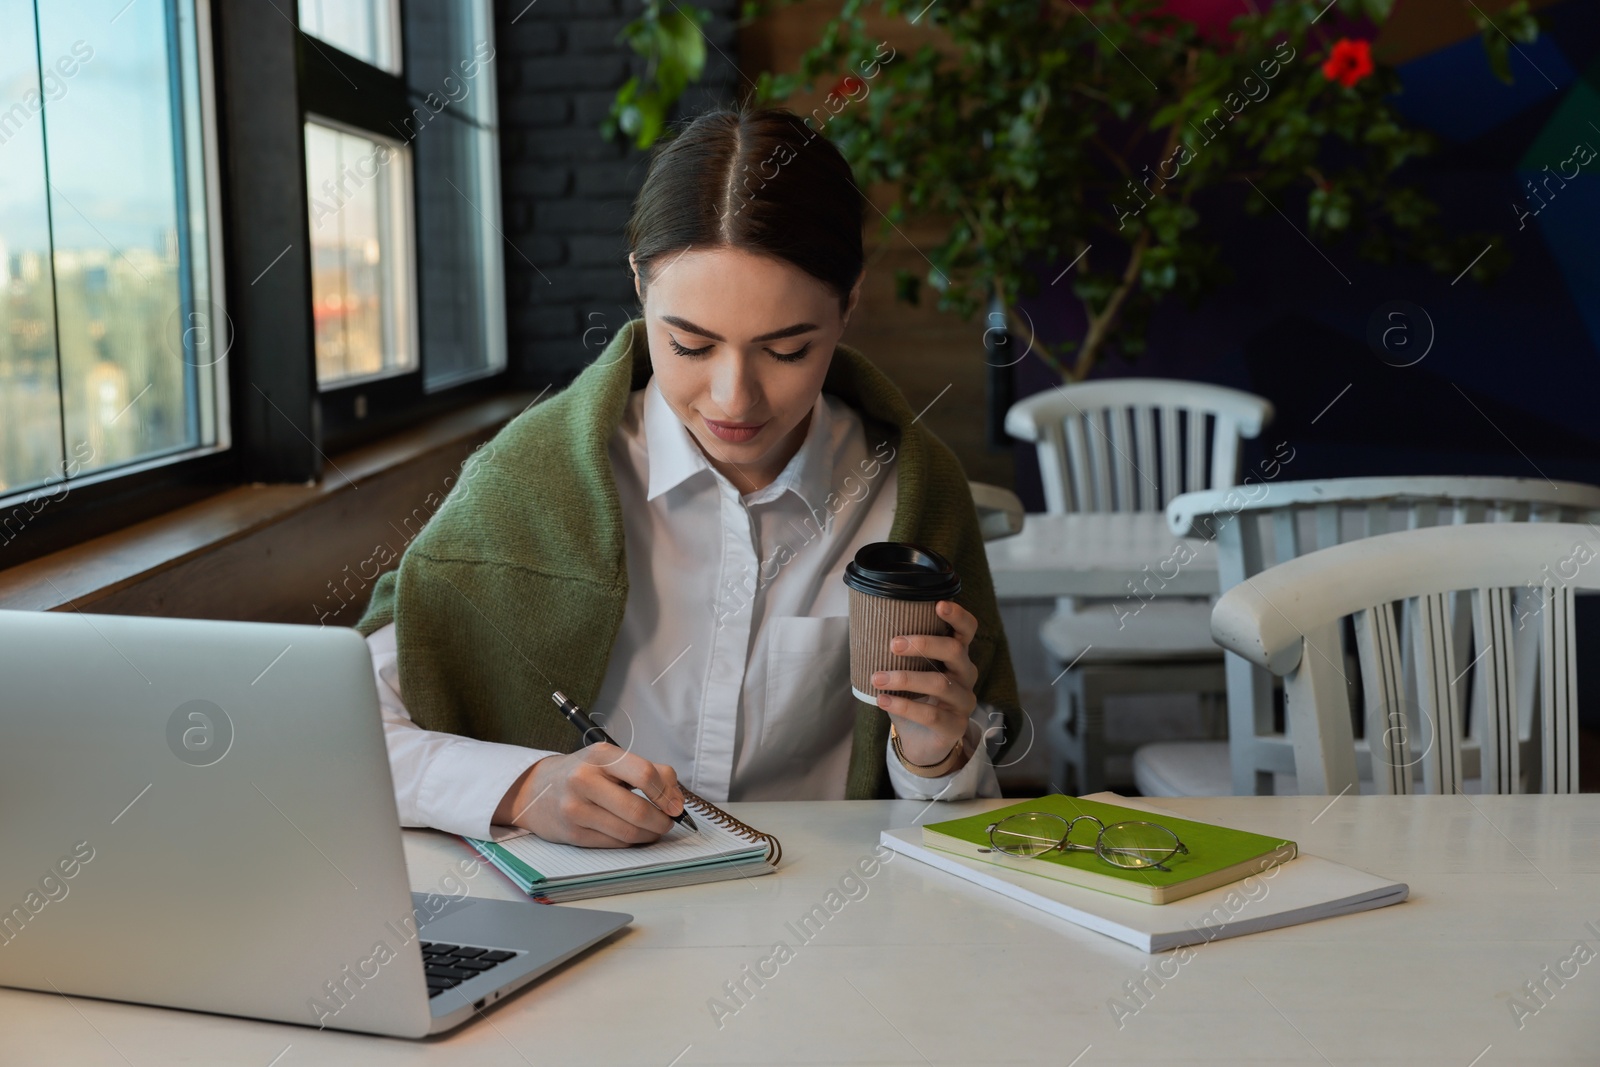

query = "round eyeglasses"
979;812;1189;872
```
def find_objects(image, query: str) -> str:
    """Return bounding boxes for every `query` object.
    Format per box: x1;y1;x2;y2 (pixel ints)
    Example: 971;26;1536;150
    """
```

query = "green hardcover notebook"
922;795;1296;905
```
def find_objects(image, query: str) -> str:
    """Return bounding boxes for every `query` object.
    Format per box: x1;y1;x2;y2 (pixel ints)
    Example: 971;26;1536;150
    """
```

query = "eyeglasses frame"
980;812;1189;872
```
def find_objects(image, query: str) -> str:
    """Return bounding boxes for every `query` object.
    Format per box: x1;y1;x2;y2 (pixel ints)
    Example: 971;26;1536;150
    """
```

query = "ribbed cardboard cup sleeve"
847;588;952;702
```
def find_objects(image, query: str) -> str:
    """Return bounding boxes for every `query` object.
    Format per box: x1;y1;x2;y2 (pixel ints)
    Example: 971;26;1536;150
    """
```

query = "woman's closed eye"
667;335;713;357
768;342;811;363
667;335;812;363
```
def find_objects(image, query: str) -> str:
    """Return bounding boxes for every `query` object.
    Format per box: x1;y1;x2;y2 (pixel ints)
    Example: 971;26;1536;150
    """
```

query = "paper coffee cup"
843;542;962;703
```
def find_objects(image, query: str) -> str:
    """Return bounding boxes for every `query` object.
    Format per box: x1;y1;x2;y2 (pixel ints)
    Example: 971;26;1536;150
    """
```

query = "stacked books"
883;793;1408;953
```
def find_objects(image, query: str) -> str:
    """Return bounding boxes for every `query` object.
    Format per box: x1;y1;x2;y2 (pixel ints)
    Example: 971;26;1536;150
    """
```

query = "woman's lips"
703;416;767;443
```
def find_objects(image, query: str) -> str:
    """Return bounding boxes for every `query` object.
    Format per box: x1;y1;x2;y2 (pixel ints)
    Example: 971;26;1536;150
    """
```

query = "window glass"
412;110;505;392
0;0;62;494
305;118;417;388
298;0;399;74
0;0;220;506
405;0;504;391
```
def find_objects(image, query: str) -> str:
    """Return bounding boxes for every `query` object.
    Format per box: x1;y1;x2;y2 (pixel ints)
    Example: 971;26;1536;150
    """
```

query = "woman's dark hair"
624;105;865;317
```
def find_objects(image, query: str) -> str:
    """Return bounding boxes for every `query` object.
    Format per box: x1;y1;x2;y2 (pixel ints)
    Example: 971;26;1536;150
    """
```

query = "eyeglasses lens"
991;813;1069;856
1097;821;1181;869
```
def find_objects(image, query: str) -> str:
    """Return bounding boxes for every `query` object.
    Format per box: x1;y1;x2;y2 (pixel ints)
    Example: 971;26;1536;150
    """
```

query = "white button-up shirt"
370;378;999;839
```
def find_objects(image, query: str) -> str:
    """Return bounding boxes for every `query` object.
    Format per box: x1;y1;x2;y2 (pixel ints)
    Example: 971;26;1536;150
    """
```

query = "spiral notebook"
463;790;783;903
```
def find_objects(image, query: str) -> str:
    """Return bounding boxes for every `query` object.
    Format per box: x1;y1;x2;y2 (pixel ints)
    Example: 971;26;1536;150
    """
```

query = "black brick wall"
492;0;743;387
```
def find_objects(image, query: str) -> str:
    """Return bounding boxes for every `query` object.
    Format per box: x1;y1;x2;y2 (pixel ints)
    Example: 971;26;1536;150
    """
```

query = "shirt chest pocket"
760;615;854;766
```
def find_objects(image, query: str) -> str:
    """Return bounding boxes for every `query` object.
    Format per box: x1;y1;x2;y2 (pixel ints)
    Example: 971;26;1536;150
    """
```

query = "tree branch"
1069;65;1193;380
1073;226;1150;380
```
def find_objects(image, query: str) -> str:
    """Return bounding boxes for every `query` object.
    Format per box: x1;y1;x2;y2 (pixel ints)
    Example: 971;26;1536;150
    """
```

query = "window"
0;0;222;506
299;0;506;425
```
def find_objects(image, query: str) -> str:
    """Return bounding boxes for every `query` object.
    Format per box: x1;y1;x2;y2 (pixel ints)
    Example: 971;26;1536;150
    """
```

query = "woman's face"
630;246;862;493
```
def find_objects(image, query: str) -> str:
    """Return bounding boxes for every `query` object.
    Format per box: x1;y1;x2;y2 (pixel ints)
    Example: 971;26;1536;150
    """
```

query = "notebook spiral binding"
683;788;783;867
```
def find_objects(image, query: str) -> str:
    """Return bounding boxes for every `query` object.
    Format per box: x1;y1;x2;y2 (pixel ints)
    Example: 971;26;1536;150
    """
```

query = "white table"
3;796;1596;1064
985;512;1219;599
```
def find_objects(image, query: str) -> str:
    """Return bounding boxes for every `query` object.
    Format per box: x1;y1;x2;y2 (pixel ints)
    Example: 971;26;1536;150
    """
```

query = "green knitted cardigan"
354;318;1021;799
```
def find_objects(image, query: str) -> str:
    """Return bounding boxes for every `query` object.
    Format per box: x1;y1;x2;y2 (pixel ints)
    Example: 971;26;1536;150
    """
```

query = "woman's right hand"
493;744;687;847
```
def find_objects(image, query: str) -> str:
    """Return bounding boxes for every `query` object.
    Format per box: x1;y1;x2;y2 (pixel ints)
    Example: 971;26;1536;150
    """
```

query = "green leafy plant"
1471;0;1539;83
601;1;709;149
609;0;1532;382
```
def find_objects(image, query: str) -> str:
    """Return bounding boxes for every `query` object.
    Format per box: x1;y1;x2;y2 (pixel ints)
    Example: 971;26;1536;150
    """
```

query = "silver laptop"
0;607;630;1037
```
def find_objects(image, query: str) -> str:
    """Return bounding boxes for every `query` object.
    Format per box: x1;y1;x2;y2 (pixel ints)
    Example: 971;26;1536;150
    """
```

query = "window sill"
0;392;542;614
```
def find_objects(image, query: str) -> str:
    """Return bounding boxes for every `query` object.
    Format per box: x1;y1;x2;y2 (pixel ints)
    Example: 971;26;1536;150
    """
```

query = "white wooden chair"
1003;379;1273;792
1138;477;1600;796
1207;521;1597;794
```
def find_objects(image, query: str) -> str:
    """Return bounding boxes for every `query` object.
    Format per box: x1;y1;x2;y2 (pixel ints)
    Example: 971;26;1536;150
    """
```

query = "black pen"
550;690;699;834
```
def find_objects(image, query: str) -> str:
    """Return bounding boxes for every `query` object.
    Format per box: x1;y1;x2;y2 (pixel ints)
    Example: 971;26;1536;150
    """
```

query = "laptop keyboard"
421;941;519;999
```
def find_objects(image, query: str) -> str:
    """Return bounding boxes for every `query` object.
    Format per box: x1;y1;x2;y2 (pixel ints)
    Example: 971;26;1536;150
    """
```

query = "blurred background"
2;0;1595;796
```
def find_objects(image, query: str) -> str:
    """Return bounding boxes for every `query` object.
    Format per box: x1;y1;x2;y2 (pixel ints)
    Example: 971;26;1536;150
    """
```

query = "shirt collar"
750;391;833;512
642;378;834;512
643;378;712;501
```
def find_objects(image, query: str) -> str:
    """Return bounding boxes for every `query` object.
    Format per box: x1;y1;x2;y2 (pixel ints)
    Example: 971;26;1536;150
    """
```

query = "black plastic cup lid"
842;542;961;601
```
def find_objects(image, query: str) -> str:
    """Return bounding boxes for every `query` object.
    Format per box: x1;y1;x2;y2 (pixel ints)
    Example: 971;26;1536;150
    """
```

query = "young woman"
356;105;1020;848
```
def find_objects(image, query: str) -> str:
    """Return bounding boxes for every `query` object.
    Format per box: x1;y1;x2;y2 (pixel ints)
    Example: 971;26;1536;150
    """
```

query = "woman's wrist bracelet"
889;722;968;778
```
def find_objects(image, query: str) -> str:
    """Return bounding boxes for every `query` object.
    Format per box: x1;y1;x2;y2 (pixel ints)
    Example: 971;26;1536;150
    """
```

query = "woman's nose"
709;354;759;417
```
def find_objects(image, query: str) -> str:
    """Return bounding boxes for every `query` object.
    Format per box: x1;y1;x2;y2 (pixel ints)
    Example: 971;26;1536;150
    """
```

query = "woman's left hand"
872;599;979;768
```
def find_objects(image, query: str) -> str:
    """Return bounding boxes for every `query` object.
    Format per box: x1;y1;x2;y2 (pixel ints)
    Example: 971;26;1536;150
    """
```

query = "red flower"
829;75;864;101
1322;39;1374;88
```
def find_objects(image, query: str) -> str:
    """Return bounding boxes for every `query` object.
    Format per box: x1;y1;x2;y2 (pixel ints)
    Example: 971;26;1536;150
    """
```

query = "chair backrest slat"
1134;406;1159;510
1159;405;1183;505
1271;509;1299;566
1407;592;1463;794
1211;416;1241;491
1185;410;1208;497
1038;420;1070;514
1314;503;1340;553
1086;410;1115;511
1109;405;1136;512
1530;501;1561;522
1281;619;1358;794
1472;586;1519;793
1542;582;1579;793
1061;410;1087;511
1407;500;1439;530
1353;603;1408;794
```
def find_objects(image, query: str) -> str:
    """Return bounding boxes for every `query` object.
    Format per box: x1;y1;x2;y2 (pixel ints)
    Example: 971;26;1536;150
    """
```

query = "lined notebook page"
494;797;766;881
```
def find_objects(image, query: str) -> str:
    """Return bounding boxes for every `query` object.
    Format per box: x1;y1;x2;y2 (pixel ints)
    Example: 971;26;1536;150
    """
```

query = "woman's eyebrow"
659;315;819;343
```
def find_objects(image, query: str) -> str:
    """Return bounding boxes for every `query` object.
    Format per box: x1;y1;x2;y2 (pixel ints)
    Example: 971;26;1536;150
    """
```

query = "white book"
879;795;1407;953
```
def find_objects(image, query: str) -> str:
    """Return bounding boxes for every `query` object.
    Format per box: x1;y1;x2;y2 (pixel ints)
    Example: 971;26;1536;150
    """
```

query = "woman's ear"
628;253;643;303
842;267;865;328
